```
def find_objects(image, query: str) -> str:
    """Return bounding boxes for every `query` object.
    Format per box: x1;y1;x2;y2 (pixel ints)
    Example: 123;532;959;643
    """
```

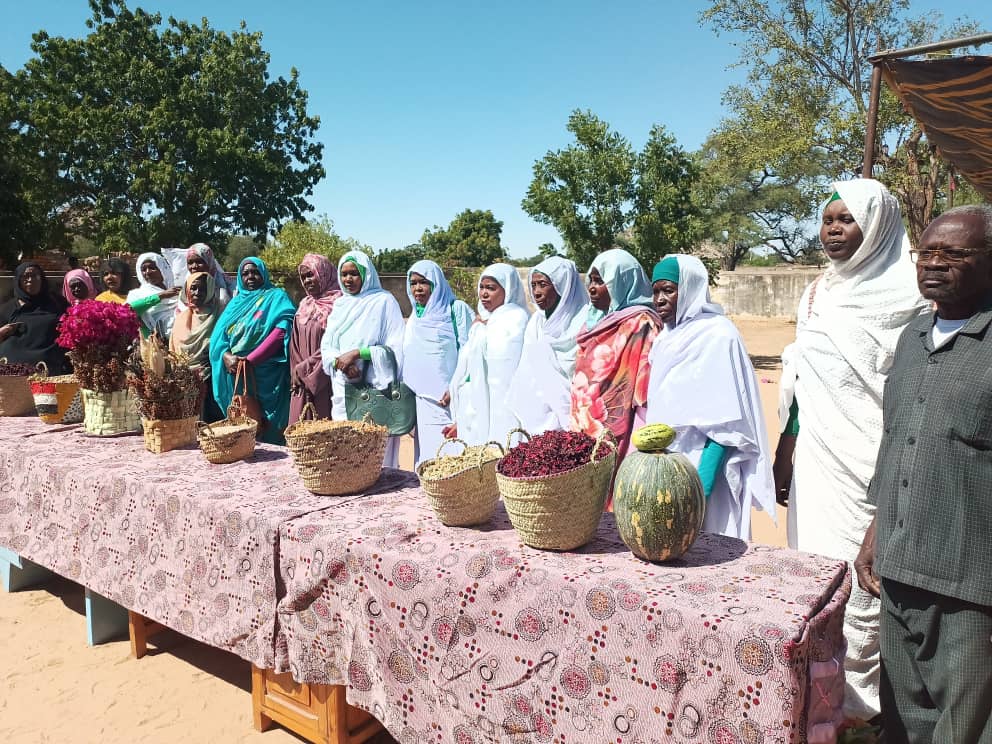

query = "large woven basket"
143;415;198;454
0;358;36;417
81;388;141;435
197;403;258;464
284;402;388;495
496;429;617;551
29;362;83;424
417;438;504;526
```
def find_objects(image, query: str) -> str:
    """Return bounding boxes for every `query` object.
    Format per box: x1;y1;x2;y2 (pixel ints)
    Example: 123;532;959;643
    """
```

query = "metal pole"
868;32;992;62
862;65;883;179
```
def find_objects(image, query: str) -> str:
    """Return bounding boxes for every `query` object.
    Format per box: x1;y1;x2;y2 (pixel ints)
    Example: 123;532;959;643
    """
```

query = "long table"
276;491;850;743
1;417;850;743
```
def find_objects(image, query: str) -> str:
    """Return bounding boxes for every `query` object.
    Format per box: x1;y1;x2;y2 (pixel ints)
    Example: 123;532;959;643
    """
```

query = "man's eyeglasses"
909;248;984;264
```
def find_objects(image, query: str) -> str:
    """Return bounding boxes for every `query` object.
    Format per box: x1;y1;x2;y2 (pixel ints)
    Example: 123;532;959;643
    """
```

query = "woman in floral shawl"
288;253;342;425
571;248;660;464
171;271;227;421
209;257;296;444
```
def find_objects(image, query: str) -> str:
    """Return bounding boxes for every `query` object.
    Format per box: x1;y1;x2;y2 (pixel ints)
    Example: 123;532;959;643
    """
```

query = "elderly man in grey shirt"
855;204;992;744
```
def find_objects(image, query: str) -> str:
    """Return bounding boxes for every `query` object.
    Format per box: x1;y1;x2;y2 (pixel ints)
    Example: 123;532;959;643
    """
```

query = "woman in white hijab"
126;252;181;339
402;260;475;466
645;254;775;540
774;178;928;720
506;256;588;433
447;264;530;446
320;251;406;468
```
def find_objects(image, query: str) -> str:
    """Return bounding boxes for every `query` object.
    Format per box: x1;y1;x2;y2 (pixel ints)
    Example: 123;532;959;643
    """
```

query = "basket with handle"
417;438;504;526
28;361;83;424
284;402;389;495
197;400;258;464
0;357;37;417
496;427;617;551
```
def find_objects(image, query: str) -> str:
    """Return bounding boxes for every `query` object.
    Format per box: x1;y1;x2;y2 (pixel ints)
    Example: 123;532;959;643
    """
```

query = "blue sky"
2;1;990;257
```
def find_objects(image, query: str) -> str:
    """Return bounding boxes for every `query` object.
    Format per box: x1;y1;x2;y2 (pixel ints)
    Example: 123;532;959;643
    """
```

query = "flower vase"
81;388;141;436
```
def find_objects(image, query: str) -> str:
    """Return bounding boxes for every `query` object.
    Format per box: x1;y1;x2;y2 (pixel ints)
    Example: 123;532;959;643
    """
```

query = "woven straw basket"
417;438;504;526
143;416;198;454
496;428;617;551
81;388;141;435
198;403;258;464
0;358;36;417
284;403;388;495
29;362;83;424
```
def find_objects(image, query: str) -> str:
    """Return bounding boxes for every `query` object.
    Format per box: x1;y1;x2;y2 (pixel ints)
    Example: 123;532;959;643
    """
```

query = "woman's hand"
0;324;17;342
159;287;181;300
441;423;458;439
439;391;451;408
772;434;796;506
334;349;361;376
223;351;245;374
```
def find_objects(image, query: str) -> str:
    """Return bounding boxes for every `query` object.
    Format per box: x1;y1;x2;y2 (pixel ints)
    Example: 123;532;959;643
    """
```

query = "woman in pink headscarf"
62;269;96;305
287;253;343;424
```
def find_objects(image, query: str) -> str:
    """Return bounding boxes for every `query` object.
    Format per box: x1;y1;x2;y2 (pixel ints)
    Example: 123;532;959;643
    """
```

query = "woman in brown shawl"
170;271;226;421
288;253;342;424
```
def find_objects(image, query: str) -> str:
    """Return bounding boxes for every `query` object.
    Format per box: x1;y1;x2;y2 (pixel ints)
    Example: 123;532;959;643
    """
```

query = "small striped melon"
613;425;705;562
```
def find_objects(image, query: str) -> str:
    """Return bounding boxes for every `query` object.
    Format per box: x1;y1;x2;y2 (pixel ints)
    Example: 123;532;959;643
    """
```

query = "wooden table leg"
127;611;166;659
250;664;384;744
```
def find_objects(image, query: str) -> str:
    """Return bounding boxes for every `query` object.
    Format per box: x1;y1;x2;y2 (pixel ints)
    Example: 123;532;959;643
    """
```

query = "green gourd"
613;424;705;562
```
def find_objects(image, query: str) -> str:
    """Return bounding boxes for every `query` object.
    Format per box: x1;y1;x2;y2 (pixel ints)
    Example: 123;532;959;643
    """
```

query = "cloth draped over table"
209;257;296;444
62;269;95;305
506;256;588;434
288;254;342;425
320;251;406;468
127;252;179;338
571;249;659;460
0;262;69;373
779;177;928;719
646;255;775;539
401;260;475;465
449;263;530;446
170;272;225;380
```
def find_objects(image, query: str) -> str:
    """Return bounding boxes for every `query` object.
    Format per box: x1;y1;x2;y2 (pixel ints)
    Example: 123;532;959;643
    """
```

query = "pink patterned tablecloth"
0;417;418;669
277;491;850;744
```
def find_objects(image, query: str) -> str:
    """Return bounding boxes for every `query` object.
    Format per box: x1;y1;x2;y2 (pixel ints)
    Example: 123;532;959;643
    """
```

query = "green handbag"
343;346;416;435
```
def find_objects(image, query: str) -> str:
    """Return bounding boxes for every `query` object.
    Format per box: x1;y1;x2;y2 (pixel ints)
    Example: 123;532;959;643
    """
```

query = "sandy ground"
0;315;796;744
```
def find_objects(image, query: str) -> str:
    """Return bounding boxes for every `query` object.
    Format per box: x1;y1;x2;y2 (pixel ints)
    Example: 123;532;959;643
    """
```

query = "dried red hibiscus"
0;362;36;376
498;430;607;478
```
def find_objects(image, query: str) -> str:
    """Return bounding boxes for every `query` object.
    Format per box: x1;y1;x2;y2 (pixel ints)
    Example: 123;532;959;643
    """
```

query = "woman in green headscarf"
570;248;661;467
208;257;296;444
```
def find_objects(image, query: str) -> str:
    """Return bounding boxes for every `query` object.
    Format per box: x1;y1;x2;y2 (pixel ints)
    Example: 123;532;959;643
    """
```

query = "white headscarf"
320;251;405;417
402;260;473;401
647;255;774;539
505;257;588;433
477;263;527;319
126;252;179;337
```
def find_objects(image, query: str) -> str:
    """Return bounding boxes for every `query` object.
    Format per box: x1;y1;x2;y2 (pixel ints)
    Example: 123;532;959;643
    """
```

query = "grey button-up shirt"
869;301;992;606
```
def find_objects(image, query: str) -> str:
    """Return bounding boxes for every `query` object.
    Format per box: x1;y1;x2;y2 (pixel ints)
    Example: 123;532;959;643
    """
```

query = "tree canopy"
7;0;324;260
522;110;699;271
421;209;506;268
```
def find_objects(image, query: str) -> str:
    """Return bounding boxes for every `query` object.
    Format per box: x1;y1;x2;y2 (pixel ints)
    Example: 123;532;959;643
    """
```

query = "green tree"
10;0;324;254
259;216;368;287
700;0;980;246
223;234;264;268
375;244;426;273
522;110;699;270
421;209;506;267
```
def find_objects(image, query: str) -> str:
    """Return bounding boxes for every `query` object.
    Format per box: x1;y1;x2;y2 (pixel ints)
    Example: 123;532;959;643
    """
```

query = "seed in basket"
497;430;607;478
0;362;36;376
419;445;501;480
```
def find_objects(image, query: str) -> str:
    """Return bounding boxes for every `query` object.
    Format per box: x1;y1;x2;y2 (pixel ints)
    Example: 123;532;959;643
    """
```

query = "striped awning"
879;56;992;200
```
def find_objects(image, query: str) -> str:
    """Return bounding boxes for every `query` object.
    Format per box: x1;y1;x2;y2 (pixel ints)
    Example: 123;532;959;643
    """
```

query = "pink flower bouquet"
57;300;140;392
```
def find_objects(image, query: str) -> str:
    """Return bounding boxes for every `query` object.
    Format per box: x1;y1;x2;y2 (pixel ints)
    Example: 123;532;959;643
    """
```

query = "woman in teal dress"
208;257;296;444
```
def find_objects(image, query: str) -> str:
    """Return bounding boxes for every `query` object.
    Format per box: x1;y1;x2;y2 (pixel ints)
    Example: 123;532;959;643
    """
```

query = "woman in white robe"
506;256;588;434
320;251;406;469
774;178;928;719
645;254;775;540
401;260;475;466
447;264;530;446
126;252;180;339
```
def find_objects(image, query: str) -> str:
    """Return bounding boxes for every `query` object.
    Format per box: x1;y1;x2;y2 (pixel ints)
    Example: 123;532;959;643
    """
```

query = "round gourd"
613;425;705;562
631;423;676;452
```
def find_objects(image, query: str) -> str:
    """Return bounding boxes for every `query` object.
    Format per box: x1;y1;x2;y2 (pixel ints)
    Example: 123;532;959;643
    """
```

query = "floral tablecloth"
276;491;851;744
0;417;418;669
